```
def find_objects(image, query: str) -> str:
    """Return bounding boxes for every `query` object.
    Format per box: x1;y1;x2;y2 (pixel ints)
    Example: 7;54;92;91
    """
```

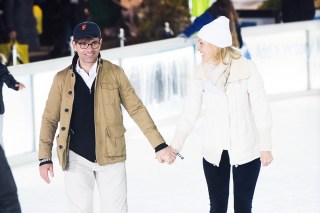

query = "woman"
170;16;273;212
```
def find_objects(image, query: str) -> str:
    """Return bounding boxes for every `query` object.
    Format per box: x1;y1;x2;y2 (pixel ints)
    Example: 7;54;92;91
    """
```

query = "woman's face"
197;38;218;64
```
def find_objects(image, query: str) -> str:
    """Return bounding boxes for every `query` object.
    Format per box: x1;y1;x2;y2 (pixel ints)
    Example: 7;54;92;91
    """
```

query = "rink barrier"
5;20;320;165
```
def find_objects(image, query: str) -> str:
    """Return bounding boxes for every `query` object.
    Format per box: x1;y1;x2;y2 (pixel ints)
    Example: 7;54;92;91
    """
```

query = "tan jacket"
38;57;165;170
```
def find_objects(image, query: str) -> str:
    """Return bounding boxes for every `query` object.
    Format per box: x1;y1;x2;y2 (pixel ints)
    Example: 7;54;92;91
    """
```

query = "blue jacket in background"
182;11;214;37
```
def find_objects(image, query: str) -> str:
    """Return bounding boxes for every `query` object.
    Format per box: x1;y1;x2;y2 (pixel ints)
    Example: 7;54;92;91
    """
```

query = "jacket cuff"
155;143;168;152
13;82;19;91
170;130;189;152
39;158;53;166
258;128;272;151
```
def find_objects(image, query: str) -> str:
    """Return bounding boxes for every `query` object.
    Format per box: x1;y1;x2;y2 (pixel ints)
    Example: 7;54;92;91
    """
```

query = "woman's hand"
260;151;273;167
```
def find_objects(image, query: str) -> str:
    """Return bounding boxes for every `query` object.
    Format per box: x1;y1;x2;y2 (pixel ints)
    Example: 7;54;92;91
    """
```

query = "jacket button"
71;73;74;77
68;91;72;95
61;127;66;131
65;108;69;112
58;145;63;149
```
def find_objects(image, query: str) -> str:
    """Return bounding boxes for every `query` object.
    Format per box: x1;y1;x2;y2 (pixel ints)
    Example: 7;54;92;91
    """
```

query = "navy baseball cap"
73;22;101;40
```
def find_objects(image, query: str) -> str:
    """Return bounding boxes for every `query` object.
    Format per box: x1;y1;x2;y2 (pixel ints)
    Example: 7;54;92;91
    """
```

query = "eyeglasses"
76;41;101;49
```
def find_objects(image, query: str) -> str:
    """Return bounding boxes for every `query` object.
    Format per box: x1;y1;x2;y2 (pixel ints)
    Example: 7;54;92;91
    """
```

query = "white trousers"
65;151;128;213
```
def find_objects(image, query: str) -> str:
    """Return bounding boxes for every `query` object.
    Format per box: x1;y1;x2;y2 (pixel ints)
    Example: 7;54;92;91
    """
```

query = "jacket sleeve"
0;64;19;90
247;61;272;151
170;75;203;152
116;67;166;149
38;73;62;159
182;11;214;37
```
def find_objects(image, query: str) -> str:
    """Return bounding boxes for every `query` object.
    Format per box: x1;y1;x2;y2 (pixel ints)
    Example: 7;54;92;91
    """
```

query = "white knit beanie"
197;16;232;48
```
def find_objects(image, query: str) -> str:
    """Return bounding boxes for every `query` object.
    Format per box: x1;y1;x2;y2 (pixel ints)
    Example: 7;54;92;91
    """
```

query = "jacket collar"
227;56;250;83
194;55;250;83
194;63;227;84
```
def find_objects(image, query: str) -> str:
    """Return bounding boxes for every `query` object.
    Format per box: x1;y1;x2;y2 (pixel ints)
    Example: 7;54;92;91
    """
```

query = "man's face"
72;38;102;64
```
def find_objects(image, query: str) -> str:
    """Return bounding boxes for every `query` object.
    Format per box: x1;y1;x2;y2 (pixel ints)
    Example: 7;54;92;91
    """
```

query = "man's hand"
39;163;54;184
260;151;273;167
155;146;177;164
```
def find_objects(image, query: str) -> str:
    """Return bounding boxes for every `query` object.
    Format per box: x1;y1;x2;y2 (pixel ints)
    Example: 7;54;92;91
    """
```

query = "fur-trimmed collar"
194;56;250;84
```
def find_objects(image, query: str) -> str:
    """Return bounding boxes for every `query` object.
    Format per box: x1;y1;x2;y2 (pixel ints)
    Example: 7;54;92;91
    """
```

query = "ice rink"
11;94;320;213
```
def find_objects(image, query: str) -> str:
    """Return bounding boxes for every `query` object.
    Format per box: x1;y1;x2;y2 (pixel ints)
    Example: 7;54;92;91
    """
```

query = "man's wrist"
155;143;168;152
39;158;53;166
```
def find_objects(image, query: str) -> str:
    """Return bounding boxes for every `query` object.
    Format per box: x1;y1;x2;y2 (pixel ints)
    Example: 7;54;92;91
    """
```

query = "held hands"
260;151;273;167
39;163;54;184
155;146;177;165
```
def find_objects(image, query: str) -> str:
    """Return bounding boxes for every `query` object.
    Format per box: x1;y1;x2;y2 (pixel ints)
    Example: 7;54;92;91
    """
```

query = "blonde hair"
213;46;241;65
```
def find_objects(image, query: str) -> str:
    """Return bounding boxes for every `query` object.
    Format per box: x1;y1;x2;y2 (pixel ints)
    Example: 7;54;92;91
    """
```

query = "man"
38;21;176;213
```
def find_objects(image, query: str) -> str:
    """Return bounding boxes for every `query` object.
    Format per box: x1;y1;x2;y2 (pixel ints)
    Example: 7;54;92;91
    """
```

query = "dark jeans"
0;146;21;213
203;150;261;213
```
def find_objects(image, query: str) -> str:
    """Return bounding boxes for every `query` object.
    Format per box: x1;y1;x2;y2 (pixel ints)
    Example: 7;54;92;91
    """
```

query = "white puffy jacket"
171;56;272;166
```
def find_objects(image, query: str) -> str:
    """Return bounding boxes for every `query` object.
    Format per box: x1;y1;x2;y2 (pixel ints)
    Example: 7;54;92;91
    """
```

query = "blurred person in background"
170;16;273;212
0;145;21;213
88;0;123;48
179;0;242;48
0;54;25;149
0;0;6;43
133;0;191;43
0;54;24;213
88;0;143;48
2;0;40;51
49;0;90;58
113;0;143;38
281;0;315;22
179;0;252;59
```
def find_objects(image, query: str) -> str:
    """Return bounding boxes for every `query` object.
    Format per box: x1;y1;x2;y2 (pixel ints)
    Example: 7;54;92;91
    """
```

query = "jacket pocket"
101;83;120;104
106;125;126;157
55;135;64;166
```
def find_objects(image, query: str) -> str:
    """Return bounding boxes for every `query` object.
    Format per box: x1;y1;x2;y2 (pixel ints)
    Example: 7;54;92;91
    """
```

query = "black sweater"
69;71;96;162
